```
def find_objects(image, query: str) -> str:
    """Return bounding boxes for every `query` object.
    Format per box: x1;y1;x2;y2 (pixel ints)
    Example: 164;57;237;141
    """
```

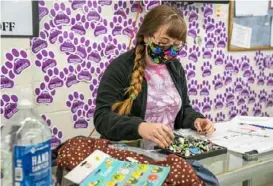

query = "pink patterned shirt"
141;64;182;149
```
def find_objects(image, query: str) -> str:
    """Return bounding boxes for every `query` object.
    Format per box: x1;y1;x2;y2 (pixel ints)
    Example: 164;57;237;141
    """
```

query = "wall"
1;1;272;148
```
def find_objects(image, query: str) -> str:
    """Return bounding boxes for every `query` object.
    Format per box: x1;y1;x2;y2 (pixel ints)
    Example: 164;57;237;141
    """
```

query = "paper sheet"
175;116;273;154
231;23;252;48
271;18;273;46
235;0;269;16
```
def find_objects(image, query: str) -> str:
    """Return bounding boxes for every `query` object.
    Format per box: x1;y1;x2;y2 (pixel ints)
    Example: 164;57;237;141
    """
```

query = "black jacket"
94;49;204;141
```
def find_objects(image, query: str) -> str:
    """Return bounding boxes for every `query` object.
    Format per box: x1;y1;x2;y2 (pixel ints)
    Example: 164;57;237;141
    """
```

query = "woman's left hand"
194;118;215;136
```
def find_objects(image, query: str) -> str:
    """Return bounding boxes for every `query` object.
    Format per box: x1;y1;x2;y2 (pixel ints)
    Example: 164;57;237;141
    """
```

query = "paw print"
0;94;18;119
241;84;250;97
201;97;212;113
90;18;108;36
223;70;232;86
5;49;31;75
76;61;92;82
84;0;102;22
83;99;96;119
224;55;234;71
216;33;227;48
75;37;90;59
188;21;200;39
248;91;257;104
41;114;52;127
110;15;123;36
87;42;102;63
100;35;118;57
35;82;56;104
262;112;270;117
71;14;89;36
44;20;62;44
108;43;128;62
51;126;63;149
214;21;226;35
233;59;241;74
90;83;99;98
184;5;199;22
129;0;143;13
240;105;249;116
50;2;72;26
215;112;226;122
63;65;79;88
39;0;49;21
257;72;266;85
187;80;198;96
31;31;48;54
185;63;196;80
199;80;211;96
202;47;213;59
214;50;225;65
240;56;250;71
236;94;246;106
143;0;161;11
122;18;135;39
178;45;188;58
191;99;202;113
254;51;264;70
214;94;225;110
204;113;213;121
229;106;238;119
67;53;83;64
258;90;267;103
203;17;215;33
204;33;216;48
58;31;78;53
201;61;212;77
188;45;200;63
253;103;262;116
266;73;273;86
66;91;85;113
35;49;57;73
213;74;224;90
114;1;130;19
224;87;235;105
234;78;245;92
98;0;112;6
201;3;213;17
73;109;89;128
266;91;273;107
264;55;272;70
243;66;254;78
69;0;86;10
1;62;15;89
44;67;65;90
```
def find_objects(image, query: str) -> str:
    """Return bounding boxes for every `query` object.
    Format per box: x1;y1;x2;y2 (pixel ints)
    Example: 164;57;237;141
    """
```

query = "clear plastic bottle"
1;88;52;186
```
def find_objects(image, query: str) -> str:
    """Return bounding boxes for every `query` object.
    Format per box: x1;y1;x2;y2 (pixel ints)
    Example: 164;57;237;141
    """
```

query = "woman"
94;5;215;149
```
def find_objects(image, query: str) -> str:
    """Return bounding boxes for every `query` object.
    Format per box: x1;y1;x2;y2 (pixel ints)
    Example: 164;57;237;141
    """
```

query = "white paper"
175;116;273;154
271;18;273;47
64;150;110;184
235;0;269;16
231;23;252;48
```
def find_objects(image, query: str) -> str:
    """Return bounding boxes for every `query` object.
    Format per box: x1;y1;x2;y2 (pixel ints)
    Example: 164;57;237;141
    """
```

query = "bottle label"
13;140;51;186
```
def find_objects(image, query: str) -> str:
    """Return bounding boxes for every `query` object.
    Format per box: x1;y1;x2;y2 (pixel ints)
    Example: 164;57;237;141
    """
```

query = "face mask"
146;40;179;64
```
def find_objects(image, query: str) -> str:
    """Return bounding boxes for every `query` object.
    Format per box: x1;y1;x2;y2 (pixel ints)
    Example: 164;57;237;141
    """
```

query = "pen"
227;129;269;138
239;123;273;130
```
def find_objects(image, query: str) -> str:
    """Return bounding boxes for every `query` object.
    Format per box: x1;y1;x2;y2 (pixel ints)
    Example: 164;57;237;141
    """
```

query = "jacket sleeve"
180;65;205;130
93;59;143;141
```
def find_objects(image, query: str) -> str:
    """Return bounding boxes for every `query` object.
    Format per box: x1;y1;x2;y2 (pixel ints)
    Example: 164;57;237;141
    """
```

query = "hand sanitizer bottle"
1;88;52;186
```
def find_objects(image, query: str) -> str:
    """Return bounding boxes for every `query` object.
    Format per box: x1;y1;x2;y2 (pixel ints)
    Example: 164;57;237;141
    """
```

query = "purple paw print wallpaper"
1;1;272;146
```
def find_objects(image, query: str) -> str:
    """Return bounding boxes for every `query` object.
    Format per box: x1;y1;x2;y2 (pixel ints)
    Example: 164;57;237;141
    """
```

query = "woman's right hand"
138;122;175;149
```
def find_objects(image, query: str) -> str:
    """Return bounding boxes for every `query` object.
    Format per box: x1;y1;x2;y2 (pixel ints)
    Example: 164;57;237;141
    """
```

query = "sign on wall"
0;1;39;37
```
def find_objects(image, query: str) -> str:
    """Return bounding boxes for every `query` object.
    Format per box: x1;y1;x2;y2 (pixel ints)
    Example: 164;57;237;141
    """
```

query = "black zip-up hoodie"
94;49;204;141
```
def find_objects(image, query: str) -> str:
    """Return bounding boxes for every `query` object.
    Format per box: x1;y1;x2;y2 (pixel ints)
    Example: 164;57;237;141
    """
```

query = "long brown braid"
112;5;187;115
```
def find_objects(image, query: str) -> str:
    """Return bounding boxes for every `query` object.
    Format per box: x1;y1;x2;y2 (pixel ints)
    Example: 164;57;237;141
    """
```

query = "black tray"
155;134;227;160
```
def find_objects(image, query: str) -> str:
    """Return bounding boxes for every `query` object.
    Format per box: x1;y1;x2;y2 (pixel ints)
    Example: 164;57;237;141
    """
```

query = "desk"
200;151;273;186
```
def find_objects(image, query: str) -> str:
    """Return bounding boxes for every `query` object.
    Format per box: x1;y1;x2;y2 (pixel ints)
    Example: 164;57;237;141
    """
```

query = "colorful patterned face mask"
146;40;180;64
